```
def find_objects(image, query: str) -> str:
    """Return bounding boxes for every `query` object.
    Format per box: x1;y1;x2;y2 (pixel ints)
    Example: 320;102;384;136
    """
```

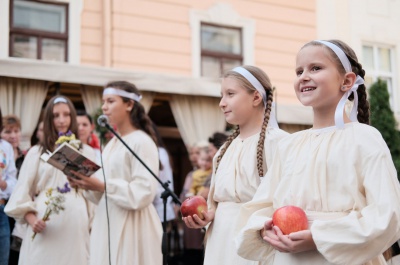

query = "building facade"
0;0;317;189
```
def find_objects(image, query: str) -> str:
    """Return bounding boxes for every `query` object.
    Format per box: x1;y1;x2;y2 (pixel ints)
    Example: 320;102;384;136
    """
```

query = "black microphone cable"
99;136;112;265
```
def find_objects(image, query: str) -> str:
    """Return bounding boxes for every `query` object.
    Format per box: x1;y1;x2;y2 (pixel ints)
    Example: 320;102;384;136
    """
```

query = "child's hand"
183;209;215;229
67;171;104;192
262;221;316;253
25;212;46;234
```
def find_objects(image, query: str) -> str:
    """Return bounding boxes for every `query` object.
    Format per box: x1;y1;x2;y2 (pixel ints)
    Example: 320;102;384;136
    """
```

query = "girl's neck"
116;122;137;137
313;109;351;129
238;113;264;139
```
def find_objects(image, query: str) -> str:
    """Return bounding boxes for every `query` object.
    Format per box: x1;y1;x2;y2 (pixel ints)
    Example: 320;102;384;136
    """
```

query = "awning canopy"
0;58;313;125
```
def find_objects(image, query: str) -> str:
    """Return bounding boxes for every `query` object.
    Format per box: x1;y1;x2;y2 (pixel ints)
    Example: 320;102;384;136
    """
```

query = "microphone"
97;115;109;127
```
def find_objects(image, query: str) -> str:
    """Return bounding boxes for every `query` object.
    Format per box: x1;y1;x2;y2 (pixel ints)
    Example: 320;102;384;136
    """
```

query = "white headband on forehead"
103;87;142;102
315;40;365;129
232;66;279;129
54;97;67;104
232;67;267;107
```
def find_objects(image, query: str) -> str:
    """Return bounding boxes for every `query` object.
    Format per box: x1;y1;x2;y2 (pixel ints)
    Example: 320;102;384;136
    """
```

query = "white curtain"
0;77;48;148
140;91;155;113
169;94;226;147
80;86;103;116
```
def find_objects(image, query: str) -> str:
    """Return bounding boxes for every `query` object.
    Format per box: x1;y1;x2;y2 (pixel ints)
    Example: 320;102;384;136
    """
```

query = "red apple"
272;205;308;235
180;195;208;219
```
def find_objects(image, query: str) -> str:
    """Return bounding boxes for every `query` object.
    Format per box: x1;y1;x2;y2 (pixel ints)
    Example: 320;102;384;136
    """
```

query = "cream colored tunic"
236;123;400;265
85;130;162;265
204;127;288;265
5;144;95;265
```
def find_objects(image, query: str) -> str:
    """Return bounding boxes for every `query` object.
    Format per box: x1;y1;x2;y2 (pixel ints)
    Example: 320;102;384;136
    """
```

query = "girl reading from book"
5;96;96;265
68;81;163;265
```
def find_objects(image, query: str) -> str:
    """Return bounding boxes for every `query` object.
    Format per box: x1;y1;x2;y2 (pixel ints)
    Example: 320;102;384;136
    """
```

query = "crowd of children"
0;39;400;265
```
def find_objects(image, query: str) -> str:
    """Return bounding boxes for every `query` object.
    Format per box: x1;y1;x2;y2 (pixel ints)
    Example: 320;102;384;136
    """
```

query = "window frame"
9;0;69;61
190;3;255;78
362;43;397;112
0;0;81;63
200;22;243;77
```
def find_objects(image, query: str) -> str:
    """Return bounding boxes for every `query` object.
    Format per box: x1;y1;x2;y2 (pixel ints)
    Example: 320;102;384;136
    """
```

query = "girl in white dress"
69;81;162;265
235;40;400;265
5;96;95;265
183;66;288;265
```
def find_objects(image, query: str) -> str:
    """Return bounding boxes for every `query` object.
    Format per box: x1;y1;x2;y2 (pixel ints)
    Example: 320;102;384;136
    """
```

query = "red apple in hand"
181;196;208;220
272;206;308;235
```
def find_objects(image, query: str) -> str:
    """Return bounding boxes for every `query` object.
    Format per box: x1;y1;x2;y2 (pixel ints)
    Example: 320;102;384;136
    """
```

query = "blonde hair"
215;65;274;177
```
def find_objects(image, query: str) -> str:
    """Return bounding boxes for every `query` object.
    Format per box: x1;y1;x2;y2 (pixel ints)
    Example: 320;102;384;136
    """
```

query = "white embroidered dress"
204;127;288;265
236;123;400;265
85;130;162;265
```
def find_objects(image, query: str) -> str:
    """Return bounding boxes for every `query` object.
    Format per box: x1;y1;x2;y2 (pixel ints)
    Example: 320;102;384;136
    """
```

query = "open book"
40;142;101;178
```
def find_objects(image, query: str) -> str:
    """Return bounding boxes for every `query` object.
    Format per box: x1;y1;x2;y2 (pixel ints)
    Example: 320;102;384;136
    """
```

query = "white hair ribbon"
315;40;364;128
103;87;142;102
232;66;280;129
268;102;279;129
232;66;267;107
54;97;68;104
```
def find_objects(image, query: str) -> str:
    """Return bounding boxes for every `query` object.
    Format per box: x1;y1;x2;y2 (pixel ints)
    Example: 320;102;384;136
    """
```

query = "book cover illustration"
41;142;101;178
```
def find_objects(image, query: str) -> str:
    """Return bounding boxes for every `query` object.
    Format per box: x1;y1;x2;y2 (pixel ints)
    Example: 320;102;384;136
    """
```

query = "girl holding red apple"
236;40;400;265
182;65;288;264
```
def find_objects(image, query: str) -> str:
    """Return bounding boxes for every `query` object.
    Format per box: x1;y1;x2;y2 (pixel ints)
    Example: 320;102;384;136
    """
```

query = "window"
200;23;242;78
190;3;255;77
362;44;395;109
9;0;68;62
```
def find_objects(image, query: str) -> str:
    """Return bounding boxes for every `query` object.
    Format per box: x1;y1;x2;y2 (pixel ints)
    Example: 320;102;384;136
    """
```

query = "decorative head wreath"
103;87;142;102
54;97;68;104
314;40;364;128
232;66;279;129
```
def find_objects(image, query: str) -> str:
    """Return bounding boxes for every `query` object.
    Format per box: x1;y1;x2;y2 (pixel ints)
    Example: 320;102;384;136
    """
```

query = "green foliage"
369;79;400;180
92;108;108;145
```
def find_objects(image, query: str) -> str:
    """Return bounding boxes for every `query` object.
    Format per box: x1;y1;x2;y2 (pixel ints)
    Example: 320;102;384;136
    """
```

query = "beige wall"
80;0;316;107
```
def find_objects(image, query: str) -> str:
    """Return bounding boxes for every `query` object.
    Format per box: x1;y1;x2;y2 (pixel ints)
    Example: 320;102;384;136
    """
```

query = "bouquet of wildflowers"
55;130;81;193
55;130;81;150
32;182;71;240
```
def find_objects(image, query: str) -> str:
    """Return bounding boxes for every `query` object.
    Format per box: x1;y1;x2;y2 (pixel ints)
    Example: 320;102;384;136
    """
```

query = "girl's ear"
341;72;357;92
253;91;263;107
126;100;134;112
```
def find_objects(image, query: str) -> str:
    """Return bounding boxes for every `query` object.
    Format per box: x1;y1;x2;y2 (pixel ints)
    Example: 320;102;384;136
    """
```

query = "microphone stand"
102;123;181;265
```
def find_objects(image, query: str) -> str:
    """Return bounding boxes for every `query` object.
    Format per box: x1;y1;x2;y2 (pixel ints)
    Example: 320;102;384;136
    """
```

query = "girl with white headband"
68;81;162;265
183;65;288;264
5;96;95;265
235;40;400;264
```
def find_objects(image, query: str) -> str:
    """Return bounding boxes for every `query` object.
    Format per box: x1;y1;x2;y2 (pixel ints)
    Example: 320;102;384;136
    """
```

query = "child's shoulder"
351;123;387;149
265;127;290;141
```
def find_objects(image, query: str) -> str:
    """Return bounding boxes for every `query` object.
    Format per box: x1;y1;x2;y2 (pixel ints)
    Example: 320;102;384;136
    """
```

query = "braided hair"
306;40;370;125
215;66;274;177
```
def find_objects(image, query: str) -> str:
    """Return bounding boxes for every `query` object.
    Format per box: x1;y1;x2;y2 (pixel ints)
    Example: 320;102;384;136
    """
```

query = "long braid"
256;91;273;176
348;59;370;124
214;126;240;174
215;66;273;176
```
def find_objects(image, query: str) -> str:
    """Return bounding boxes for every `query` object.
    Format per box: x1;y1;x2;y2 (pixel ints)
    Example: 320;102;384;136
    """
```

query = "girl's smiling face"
294;45;345;113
